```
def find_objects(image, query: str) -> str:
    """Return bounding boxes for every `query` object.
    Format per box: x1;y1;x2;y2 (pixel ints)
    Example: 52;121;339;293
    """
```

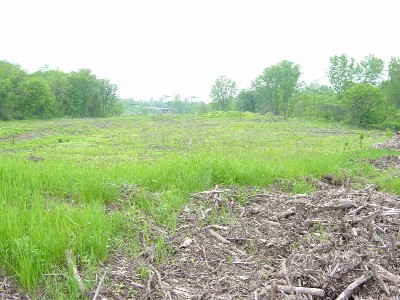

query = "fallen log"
335;274;371;300
260;284;325;297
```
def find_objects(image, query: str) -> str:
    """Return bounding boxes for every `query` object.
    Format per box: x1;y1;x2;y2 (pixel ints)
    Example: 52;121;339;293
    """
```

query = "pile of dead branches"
370;155;400;170
133;185;400;299
373;132;400;151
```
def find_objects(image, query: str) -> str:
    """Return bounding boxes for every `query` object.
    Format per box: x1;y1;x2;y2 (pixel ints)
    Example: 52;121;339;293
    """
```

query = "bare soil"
0;274;30;300
92;183;400;300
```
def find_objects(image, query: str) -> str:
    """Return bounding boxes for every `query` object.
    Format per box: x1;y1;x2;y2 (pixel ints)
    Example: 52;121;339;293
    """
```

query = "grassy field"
0;112;398;298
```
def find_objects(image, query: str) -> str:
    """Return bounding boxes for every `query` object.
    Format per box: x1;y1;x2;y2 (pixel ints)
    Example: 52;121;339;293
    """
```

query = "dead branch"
201;245;210;268
204;224;229;231
261;284;325;297
315;199;354;213
172;286;193;297
131;281;145;289
92;269;107;300
207;229;230;244
149;264;162;287
370;264;400;285
281;258;292;288
192;188;231;197
65;249;86;296
277;207;296;219
335;274;371;300
369;264;390;296
270;280;277;300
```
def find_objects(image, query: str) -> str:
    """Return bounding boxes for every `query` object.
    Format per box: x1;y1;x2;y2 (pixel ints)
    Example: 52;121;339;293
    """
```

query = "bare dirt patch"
91;184;400;299
0;274;30;300
373;132;400;151
0;130;56;142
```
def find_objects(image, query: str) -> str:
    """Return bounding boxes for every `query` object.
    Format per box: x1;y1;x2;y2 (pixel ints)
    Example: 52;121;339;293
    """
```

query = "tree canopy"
0;60;122;120
210;75;238;111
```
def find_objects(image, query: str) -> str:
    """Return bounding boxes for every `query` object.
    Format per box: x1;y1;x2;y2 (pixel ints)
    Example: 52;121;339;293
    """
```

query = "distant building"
145;107;171;114
184;96;201;103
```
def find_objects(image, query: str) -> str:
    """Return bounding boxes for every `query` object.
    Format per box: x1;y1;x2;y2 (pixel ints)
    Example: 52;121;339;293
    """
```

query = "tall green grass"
0;114;397;297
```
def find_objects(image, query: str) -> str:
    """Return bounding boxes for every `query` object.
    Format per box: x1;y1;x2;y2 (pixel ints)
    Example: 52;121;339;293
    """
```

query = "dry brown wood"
277;207;296;219
204;224;229;231
65;249;86;296
281;258;292;288
315;199;354;212
92;269;107;300
172;286;193;297
131;281;145;289
369;264;390;296
370;263;400;285
262;284;325;297
149;264;162;287
270;280;277;300
192;188;231;196
335;274;371;300
347;202;370;216
207;229;230;244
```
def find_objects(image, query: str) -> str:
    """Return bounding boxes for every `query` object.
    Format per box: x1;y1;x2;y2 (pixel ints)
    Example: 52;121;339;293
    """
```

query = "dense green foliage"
231;55;400;130
252;60;301;118
2;54;399;129
209;75;238;111
0;61;122;120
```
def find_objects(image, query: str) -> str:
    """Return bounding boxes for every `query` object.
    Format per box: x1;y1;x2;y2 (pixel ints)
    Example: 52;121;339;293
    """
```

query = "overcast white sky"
1;0;399;101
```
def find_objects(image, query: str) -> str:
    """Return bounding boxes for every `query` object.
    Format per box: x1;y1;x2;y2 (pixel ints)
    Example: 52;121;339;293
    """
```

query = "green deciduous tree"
236;89;258;112
210;75;237;111
328;54;357;96
387;57;400;108
342;83;386;127
293;81;339;119
16;76;55;119
34;69;72;116
252;60;301;118
0;61;28;119
328;54;385;97
355;55;384;86
0;60;122;120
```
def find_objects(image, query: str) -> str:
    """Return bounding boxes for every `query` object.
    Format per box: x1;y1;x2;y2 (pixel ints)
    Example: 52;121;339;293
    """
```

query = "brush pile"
373;132;400;151
370;155;400;170
127;184;400;299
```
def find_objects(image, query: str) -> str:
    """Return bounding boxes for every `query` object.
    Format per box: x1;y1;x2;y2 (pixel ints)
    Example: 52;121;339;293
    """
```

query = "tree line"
0;61;123;120
210;55;400;129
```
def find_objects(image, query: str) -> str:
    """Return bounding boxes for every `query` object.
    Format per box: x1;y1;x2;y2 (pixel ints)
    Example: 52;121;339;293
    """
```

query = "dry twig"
335;274;371;300
207;229;230;244
92;269;107;300
262;284;325;297
65;249;86;296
